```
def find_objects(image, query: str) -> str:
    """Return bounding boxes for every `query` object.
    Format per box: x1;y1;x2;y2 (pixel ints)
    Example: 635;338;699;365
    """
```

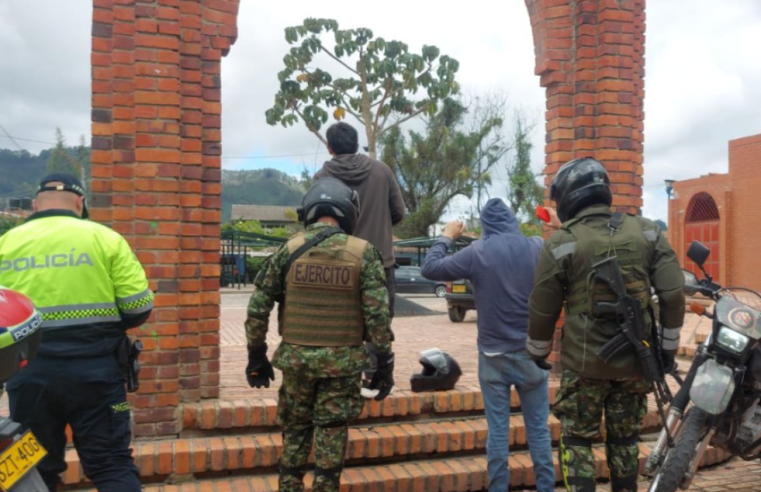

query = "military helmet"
410;348;462;392
297;177;360;234
550;157;612;222
0;287;43;384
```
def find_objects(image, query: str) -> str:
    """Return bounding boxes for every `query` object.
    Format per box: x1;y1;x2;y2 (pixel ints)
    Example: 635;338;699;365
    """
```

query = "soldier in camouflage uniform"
526;157;685;492
245;177;394;492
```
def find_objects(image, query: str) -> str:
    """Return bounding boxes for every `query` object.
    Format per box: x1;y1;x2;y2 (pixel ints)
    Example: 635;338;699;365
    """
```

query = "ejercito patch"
291;262;355;289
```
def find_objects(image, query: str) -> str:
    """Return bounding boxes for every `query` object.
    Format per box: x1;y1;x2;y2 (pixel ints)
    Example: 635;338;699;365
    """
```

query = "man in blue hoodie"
421;198;559;492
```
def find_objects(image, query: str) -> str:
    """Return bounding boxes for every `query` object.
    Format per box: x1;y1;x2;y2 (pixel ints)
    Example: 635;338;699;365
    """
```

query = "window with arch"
685;192;720;223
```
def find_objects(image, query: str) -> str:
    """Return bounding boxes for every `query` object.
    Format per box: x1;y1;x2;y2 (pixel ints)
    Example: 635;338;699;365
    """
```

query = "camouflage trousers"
553;370;650;492
276;371;364;492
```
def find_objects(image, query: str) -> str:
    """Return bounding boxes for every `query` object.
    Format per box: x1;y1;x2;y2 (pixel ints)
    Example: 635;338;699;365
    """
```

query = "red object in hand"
536;205;551;223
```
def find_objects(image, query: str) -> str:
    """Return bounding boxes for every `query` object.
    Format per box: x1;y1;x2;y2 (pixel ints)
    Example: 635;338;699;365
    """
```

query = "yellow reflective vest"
0;210;153;356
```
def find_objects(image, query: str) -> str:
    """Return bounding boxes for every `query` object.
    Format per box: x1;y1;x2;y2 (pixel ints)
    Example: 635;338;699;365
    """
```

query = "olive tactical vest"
562;213;655;320
280;233;366;347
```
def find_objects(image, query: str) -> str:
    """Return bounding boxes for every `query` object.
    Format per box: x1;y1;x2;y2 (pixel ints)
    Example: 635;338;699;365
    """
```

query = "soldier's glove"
369;352;395;401
246;344;275;389
535;359;552;371
660;350;677;374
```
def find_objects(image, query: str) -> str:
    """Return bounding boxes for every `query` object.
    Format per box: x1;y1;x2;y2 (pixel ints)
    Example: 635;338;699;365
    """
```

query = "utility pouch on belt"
118;337;143;393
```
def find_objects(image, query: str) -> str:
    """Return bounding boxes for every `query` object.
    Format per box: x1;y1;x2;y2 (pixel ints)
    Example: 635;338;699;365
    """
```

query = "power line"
0;124;26;150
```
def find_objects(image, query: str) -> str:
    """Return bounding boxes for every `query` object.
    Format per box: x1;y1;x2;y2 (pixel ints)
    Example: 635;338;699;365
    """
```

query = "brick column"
525;0;646;367
526;0;646;212
90;0;241;437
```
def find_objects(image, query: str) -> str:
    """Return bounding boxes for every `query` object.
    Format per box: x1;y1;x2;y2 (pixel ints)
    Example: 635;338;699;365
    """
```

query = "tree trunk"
357;58;376;159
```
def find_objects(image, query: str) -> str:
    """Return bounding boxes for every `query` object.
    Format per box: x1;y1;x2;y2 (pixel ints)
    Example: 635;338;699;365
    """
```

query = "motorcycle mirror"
686;241;710;268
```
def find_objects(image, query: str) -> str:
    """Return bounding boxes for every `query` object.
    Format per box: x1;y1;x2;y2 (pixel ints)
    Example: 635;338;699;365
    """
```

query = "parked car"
394;266;448;297
445;279;476;322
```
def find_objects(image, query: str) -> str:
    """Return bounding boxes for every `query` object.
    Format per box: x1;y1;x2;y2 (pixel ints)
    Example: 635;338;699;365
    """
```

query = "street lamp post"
664;179;676;199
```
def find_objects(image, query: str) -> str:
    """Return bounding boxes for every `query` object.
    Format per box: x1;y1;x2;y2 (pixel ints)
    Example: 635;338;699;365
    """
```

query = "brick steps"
61;405;667;487
66;442;732;492
179;385;560;434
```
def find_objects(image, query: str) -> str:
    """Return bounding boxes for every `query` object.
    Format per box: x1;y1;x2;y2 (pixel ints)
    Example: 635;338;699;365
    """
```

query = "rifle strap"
608;212;624;236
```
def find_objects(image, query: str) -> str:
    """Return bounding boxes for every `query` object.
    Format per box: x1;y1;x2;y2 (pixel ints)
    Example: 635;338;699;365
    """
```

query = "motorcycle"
0;410;48;492
0;286;48;492
646;240;761;491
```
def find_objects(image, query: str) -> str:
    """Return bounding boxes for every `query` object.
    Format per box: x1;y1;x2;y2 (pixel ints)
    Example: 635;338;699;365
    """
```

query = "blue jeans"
479;350;555;492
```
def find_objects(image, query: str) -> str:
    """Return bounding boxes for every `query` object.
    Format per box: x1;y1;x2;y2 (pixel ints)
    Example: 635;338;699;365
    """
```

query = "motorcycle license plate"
453;285;466;293
0;432;47;491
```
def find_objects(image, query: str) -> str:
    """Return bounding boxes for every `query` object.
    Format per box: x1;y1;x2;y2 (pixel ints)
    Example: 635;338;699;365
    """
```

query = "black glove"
246;344;275;388
368;352;395;401
660;350;676;374
535;359;552;371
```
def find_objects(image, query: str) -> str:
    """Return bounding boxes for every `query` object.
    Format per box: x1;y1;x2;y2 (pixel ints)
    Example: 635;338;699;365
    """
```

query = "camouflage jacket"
245;222;392;378
527;205;685;380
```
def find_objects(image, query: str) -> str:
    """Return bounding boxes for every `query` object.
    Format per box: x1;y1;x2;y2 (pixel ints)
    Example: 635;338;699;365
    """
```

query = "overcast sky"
1;1;760;223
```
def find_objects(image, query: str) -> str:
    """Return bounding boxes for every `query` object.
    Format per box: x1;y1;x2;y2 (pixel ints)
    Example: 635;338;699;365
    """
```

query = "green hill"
0;148;54;199
0;146;305;222
221;169;305;222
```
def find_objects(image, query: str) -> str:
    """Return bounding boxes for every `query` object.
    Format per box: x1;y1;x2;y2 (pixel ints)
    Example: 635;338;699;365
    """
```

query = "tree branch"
294;107;329;147
371;66;433;109
318;45;360;75
379;107;429;137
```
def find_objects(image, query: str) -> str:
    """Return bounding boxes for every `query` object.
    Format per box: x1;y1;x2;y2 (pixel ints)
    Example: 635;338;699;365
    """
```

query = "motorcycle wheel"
647;407;708;492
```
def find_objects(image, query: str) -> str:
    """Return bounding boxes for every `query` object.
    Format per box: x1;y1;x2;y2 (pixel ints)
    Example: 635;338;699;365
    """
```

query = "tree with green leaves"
380;97;508;238
506;113;543;226
46;128;83;178
265;18;460;159
0;214;21;236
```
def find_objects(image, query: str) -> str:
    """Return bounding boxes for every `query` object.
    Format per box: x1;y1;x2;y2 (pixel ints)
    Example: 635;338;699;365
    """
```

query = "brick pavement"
0;296;712;414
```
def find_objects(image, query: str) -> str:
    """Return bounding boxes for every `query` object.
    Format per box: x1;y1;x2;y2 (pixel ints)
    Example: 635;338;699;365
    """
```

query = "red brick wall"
669;134;761;292
526;0;646;214
727;134;761;291
90;0;241;437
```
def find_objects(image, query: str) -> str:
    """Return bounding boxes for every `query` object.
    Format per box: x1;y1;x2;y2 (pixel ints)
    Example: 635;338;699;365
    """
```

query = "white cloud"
1;0;760;225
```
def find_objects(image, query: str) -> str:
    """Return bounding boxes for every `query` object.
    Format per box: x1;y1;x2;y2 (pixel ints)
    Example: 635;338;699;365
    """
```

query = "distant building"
668;132;761;291
3;197;33;219
230;205;298;229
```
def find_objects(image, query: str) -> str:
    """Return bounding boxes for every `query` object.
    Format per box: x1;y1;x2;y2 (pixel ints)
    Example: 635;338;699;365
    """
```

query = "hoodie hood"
321;154;374;185
480;198;519;237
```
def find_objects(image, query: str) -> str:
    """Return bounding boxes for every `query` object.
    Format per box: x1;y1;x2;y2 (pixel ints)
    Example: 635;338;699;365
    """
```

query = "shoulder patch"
643;229;658;242
552;242;576;260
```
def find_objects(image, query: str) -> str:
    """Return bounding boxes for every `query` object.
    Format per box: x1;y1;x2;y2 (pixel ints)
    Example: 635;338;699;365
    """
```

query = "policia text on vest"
1;251;94;272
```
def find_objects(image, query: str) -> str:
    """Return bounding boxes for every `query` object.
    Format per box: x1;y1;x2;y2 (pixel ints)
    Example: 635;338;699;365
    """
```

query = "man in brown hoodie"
314;122;406;378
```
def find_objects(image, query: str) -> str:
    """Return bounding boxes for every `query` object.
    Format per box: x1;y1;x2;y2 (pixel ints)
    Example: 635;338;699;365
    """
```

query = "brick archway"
684;192;721;279
89;1;646;435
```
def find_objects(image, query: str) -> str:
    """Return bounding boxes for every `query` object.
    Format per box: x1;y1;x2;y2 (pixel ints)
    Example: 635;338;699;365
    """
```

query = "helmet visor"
419;348;450;376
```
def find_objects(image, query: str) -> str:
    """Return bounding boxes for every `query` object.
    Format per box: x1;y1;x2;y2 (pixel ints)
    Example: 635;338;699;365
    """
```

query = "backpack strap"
284;227;343;276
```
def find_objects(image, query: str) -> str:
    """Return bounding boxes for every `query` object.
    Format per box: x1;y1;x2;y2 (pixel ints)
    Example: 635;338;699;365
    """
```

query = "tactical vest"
562;213;655;320
280;233;366;347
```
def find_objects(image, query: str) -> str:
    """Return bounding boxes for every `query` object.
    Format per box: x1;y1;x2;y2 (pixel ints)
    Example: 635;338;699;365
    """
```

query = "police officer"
526;158;685;492
245;177;394;492
0;173;153;492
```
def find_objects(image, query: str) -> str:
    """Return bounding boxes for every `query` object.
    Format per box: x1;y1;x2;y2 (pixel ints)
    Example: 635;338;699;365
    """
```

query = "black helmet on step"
550;157;612;222
410;348;462;392
297;177;360;234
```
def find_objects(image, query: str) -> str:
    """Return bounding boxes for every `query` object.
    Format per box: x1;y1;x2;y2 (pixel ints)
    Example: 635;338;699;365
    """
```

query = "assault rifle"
593;256;673;439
